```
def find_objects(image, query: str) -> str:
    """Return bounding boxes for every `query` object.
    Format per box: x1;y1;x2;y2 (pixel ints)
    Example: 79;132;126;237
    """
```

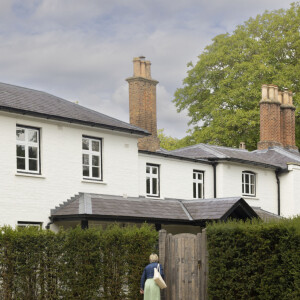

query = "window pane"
28;130;37;143
17;158;25;170
245;185;249;194
29;147;38;158
92;167;99;178
92;155;99;166
146;178;150;194
152;167;157;175
146;166;150;173
92;140;100;152
193;182;196;198
83;166;89;177
29;159;37;171
198;183;202;198
250;175;254;184
16;145;25;157
250;185;254;195
198;173;202;180
152;178;157;195
242;184;244;194
82;138;89;150
16;129;25;141
245;174;249;184
193;173;196;179
82;154;89;165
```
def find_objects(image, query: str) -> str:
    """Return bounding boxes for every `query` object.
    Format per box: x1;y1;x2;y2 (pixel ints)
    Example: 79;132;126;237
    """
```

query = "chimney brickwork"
258;84;297;150
126;56;160;152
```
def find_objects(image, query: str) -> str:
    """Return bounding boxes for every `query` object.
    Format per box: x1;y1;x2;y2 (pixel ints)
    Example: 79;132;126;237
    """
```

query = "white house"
0;57;299;232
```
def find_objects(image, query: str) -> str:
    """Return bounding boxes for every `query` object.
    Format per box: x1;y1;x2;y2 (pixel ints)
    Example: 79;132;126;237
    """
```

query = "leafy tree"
174;2;300;150
158;129;190;150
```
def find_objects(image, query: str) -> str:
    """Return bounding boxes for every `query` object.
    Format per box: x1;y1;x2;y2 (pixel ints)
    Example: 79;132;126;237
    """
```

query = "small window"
16;125;40;174
146;164;159;197
82;136;102;180
242;171;256;196
17;221;42;228
193;170;204;199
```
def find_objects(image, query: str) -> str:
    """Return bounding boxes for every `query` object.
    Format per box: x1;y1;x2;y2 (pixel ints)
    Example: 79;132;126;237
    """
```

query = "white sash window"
82;136;102;180
193;170;204;199
146;164;159;197
242;171;256;196
16;126;40;174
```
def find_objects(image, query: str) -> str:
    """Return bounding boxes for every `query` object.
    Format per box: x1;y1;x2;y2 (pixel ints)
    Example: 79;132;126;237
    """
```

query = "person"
140;253;164;300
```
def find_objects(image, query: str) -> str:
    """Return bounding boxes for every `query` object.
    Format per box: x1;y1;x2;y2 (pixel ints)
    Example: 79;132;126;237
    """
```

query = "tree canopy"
173;2;300;151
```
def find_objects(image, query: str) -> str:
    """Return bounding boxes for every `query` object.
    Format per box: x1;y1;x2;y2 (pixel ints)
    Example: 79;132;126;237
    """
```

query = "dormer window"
242;171;256;196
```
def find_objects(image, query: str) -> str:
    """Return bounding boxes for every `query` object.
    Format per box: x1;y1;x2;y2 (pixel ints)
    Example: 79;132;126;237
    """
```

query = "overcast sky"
0;0;294;137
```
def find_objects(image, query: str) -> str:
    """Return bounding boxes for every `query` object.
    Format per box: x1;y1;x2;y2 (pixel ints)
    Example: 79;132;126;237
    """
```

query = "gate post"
159;230;167;300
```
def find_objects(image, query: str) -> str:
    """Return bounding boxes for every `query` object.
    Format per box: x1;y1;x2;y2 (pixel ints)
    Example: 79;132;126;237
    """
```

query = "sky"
0;0;295;138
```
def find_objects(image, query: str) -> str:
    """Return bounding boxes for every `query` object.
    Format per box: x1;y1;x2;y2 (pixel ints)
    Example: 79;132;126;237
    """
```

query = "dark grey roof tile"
0;82;148;135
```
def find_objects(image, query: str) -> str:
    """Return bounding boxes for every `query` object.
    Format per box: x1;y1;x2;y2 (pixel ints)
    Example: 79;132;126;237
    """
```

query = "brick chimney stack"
258;84;297;150
126;56;160;152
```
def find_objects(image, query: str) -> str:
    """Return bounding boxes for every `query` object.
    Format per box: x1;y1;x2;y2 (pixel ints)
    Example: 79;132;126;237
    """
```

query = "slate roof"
51;193;258;224
0;82;149;136
159;144;300;170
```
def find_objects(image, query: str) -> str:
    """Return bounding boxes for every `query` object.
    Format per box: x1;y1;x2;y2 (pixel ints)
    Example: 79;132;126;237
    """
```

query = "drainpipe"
45;221;53;230
275;169;280;216
212;162;218;198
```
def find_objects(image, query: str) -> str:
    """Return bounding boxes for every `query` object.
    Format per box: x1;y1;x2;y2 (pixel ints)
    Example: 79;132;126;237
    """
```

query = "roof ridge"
200;144;228;158
272;147;300;161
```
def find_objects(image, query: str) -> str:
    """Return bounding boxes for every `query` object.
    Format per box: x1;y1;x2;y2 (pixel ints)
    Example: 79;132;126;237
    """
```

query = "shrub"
0;223;158;300
207;217;300;300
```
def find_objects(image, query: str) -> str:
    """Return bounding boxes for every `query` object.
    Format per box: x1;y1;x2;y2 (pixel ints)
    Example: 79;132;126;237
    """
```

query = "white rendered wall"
138;153;214;200
0;112;140;228
280;165;300;217
216;162;278;214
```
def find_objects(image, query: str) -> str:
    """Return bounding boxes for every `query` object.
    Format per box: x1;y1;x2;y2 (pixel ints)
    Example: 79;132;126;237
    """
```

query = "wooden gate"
159;229;208;300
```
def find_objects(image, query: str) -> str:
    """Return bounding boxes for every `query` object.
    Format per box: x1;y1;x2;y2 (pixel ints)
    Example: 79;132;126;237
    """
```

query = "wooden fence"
159;229;208;300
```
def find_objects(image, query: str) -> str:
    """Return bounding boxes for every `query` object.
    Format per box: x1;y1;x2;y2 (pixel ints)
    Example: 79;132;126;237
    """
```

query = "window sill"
146;195;163;199
82;179;107;185
15;173;45;179
242;196;259;200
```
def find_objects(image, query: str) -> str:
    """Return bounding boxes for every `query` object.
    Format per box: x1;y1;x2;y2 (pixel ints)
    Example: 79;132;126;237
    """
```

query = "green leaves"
207;218;300;299
174;3;300;150
0;224;158;300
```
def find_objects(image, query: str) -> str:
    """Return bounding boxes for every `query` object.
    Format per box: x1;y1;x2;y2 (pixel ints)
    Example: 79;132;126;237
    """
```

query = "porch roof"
50;193;259;225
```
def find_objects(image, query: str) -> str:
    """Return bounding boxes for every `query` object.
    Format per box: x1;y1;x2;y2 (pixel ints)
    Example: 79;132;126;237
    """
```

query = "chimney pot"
283;89;289;105
262;84;268;101
288;91;293;105
239;142;246;150
278;91;283;104
268;84;275;101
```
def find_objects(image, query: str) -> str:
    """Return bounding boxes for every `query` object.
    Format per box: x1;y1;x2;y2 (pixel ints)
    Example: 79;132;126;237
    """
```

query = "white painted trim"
15;173;45;179
81;179;107;185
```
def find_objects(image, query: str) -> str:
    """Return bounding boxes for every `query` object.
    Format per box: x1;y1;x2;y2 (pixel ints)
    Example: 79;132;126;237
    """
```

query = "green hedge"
207;217;300;300
0;224;158;300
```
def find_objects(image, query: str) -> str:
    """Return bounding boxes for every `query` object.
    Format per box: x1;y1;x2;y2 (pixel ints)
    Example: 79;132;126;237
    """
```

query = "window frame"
82;135;103;181
146;163;160;198
193;170;204;199
16;125;41;175
17;221;42;228
242;171;256;197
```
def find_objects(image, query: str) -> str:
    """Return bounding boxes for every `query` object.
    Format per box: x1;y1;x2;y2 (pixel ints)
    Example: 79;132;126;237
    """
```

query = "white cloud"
0;0;295;138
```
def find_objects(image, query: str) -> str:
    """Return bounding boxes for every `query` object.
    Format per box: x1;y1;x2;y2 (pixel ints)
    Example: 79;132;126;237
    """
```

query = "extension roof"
50;193;258;225
0;82;149;136
154;144;300;170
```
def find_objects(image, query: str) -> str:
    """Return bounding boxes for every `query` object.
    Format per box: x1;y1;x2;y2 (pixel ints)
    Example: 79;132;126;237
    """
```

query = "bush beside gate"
207;217;300;300
0;224;158;300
